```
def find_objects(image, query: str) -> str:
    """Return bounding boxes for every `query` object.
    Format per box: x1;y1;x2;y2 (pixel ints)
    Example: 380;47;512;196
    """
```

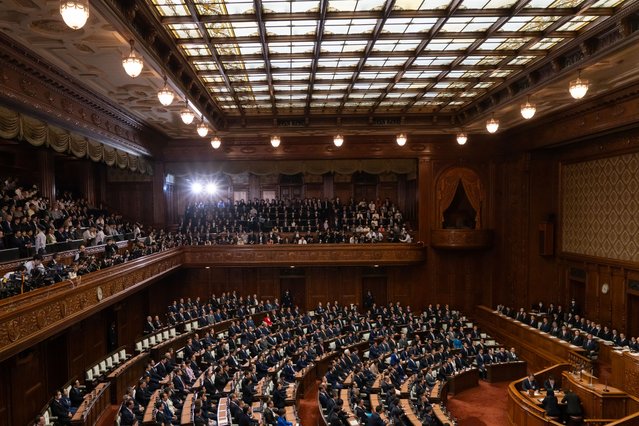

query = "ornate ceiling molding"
0;34;154;157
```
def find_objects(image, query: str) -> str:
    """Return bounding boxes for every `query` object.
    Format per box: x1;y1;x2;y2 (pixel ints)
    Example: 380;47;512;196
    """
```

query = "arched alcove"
432;167;492;249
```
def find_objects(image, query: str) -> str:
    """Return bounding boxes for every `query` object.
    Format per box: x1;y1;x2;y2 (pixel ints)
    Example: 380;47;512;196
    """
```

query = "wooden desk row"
70;382;111;426
475;306;586;372
507;362;639;426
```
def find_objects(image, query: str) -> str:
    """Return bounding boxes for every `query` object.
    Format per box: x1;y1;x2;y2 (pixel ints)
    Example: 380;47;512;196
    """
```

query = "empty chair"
177;350;184;360
92;365;100;377
170;328;177;338
113;353;120;364
156;332;163;342
106;357;113;369
401;327;408;334
192;320;198;330
363;333;370;341
86;369;93;381
329;342;336;350
185;323;192;332
142;338;149;349
163;330;169;340
480;333;487;339
308;311;315;316
99;360;107;373
217;333;225;340
135;341;143;352
364;351;370;358
250;307;256;314
149;335;156;346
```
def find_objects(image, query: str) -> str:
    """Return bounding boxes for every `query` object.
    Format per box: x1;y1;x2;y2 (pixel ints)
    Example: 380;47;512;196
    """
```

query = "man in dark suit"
119;398;138;426
50;390;72;425
143;316;155;334
521;374;539;392
368;405;386;426
562;389;583;418
69;380;84;408
543;375;560;391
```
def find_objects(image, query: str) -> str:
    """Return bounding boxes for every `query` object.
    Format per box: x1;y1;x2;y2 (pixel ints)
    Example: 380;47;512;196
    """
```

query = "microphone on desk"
603;380;609;392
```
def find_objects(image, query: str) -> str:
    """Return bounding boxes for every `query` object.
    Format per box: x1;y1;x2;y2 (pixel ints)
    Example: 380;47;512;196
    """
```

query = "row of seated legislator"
496;302;639;356
180;197;408;237
0;176;142;260
37;295;523;426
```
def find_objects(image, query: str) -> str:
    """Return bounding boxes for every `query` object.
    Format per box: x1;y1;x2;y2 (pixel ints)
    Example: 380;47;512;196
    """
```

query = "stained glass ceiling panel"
149;0;632;116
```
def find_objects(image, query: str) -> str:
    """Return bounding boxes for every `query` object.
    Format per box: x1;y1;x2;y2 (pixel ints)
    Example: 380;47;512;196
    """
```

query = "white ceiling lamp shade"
396;133;407;146
333;134;344;147
569;71;590;100
60;0;89;30
157;75;174;106
210;136;221;149
180;99;195;125
196;117;209;137
456;132;468;145
122;39;143;78
520;96;536;120
486;114;500;134
270;135;281;148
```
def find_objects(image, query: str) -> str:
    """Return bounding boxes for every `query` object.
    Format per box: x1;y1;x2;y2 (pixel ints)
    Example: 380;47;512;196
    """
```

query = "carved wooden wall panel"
0;249;183;363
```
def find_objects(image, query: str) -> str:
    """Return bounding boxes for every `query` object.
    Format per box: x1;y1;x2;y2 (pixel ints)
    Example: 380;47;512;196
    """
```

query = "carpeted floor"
446;381;510;426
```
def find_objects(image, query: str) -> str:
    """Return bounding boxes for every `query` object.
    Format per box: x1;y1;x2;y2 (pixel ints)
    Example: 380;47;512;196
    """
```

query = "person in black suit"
368;405;386;426
521;374;539;392
544;375;560;392
263;399;277;426
542;390;561;419
143;316;155;335
50;390;72;425
355;398;368;425
562;389;583;417
238;405;257;426
69;380;84;408
119;398;138;426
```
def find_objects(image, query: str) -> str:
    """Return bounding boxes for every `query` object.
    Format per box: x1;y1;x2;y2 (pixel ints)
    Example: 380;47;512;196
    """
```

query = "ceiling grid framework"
142;0;637;135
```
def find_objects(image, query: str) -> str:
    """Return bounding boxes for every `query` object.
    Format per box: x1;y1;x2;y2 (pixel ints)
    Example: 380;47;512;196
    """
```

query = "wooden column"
417;158;431;244
37;150;56;203
152;161;166;228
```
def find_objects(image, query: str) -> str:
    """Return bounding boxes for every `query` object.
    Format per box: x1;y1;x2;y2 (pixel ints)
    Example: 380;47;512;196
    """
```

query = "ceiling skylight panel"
557;16;597;31
237;43;262;55
152;0;190;16
398;0;450;10
265;20;294;36
202;76;224;83
461;71;484;78
375;39;421;52
329;0;386;11
291;20;318;35
365;58;408;67
194;61;218;71
221;0;255;14
182;44;212;56
507;55;535;65
270;60;293;68
426;39;474;52
262;0;292;13
590;0;626;6
168;24;201;39
497;38;531;50
489;70;512;77
522;16;560;32
529;37;563;49
473;82;493;88
228;22;259;37
499;16;532;32
343;42;368;53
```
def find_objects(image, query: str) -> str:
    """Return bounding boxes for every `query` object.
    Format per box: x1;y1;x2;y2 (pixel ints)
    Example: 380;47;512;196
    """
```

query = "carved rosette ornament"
36;309;46;329
7;319;20;342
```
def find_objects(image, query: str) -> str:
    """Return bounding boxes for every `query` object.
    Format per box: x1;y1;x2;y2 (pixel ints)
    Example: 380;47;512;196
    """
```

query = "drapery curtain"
437;167;485;229
0;105;152;175
437;176;461;226
168;159;417;177
460;175;483;229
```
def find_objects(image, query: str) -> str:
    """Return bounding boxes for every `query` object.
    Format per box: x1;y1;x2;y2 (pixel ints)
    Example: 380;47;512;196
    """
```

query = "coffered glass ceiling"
150;0;627;116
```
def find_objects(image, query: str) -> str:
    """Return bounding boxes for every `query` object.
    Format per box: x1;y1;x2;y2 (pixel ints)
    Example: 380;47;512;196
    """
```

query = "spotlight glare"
206;183;216;195
191;182;203;194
